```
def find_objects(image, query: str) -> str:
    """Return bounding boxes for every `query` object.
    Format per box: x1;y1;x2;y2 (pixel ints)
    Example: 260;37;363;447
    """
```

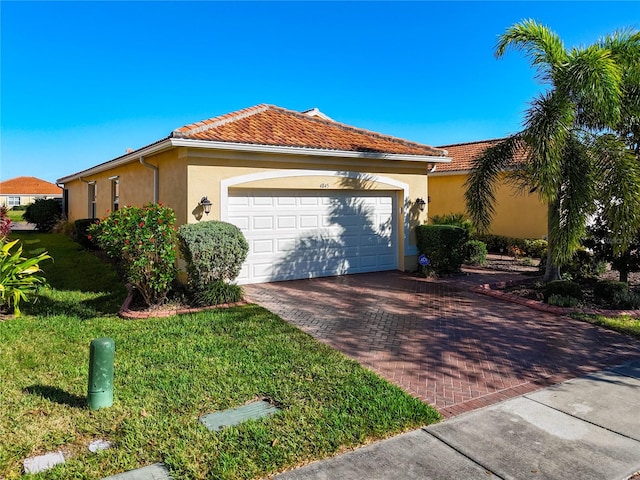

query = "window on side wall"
88;182;97;218
8;196;20;207
111;177;119;211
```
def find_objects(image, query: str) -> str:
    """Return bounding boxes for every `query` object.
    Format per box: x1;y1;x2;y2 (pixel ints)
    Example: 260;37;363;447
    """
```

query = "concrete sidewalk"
274;359;640;480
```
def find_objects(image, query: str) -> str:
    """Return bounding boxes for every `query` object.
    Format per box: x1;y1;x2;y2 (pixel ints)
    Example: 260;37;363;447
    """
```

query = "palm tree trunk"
543;201;562;282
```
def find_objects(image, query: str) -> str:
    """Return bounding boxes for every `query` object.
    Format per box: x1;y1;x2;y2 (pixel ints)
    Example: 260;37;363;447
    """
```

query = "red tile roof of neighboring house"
172;104;447;157
0;176;62;195
434;139;503;173
434;138;527;173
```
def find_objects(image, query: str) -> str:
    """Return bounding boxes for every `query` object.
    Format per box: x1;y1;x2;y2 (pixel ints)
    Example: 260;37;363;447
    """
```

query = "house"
429;139;547;239
57;104;450;284
0;176;63;209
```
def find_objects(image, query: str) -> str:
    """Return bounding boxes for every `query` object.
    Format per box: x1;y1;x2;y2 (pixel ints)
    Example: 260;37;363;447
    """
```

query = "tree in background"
465;20;640;282
23;199;62;233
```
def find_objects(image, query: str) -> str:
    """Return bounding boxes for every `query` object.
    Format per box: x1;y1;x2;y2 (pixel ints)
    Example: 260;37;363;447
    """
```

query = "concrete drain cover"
199;400;281;432
102;462;172;479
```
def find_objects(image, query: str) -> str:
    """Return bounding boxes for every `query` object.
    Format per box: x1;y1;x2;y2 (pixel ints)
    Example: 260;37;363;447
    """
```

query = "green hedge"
416;224;469;274
544;280;583;302
73;218;98;249
472;233;547;259
177;221;249;291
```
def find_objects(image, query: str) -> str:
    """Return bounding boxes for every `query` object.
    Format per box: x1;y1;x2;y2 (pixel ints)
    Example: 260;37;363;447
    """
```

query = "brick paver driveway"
244;270;640;418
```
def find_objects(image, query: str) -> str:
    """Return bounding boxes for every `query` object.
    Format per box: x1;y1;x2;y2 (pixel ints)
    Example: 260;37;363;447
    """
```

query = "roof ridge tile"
172;104;272;138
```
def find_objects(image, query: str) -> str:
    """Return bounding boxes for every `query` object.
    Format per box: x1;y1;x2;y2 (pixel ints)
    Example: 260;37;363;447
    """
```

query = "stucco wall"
428;173;547;239
62;146;433;272
186;155;429;272
64;150;186;223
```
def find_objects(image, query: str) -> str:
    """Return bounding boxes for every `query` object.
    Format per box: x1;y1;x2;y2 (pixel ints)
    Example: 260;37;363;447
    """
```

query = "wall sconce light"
199;196;212;215
416;197;427;212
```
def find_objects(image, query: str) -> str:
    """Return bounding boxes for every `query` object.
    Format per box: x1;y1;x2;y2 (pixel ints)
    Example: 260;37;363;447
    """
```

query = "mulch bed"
473;255;640;317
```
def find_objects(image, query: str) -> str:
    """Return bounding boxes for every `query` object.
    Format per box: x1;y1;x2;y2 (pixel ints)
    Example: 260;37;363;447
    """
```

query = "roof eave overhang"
171;138;451;163
57;138;450;184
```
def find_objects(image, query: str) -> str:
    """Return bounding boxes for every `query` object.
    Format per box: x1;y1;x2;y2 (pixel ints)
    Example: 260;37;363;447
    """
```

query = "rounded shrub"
594;280;629;302
416;224;469;275
23;198;62;232
544;280;583;302
611;290;640;309
177;220;249;290
465;240;487;266
524;239;548;259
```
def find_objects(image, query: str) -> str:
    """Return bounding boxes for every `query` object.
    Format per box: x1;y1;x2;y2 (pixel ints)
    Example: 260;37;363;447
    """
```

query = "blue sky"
1;1;639;184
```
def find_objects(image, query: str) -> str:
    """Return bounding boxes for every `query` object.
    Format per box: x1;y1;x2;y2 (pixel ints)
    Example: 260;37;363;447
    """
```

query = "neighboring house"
57;104;450;284
429;139;547;239
0;176;63;209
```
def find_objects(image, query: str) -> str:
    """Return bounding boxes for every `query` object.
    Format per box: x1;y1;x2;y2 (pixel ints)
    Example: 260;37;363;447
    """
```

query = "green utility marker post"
87;337;115;410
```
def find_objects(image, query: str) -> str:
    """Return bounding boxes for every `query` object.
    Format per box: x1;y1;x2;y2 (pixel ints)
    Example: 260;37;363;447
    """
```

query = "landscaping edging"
471;279;640;318
119;288;248;319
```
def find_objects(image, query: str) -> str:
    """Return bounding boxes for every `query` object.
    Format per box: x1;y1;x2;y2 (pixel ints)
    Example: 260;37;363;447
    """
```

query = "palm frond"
591;134;640;253
547;137;595;264
464;136;524;233
521;91;575;201
496;19;567;83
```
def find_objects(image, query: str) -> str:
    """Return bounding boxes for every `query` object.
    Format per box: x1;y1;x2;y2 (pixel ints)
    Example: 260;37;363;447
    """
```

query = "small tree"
89;203;177;307
23;199;62;232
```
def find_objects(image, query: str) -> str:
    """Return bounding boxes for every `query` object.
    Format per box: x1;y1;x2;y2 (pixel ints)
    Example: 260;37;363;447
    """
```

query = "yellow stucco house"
57;104;451;284
429;139;547;239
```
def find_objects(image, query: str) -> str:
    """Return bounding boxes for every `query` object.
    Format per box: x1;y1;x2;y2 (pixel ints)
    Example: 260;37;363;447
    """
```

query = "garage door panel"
228;189;397;284
229;216;249;230
277;216;296;229
252;239;274;254
253;197;274;206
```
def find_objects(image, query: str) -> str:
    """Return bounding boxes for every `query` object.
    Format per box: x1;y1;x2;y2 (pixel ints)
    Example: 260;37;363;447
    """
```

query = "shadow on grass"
22;290;126;319
24;385;86;408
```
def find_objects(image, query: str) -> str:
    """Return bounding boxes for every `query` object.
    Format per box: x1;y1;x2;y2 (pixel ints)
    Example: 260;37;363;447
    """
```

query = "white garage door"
228;189;398;284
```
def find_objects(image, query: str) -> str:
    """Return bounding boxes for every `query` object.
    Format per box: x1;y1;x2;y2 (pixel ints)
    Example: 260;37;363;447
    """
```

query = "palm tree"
465;20;640;282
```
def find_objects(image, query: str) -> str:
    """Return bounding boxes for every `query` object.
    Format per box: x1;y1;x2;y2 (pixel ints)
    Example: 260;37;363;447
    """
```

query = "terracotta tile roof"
172;104;447;157
0;176;62;195
434;138;527;173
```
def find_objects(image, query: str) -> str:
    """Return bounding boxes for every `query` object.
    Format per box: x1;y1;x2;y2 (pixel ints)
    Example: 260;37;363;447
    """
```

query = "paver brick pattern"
244;270;640;418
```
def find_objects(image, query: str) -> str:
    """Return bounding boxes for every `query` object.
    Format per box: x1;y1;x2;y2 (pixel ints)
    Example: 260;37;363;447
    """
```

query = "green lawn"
1;233;440;479
572;312;640;338
7;209;25;223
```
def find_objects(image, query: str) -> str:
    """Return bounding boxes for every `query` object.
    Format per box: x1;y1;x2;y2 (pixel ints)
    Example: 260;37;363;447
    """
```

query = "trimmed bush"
547;294;581;308
594;280;629;302
524;239;548;259
88;203;177;307
22;198;62;232
193;281;243;307
544;280;583;302
611;290;640;309
416;224;469;274
73;218;99;249
177;220;249;290
465;240;487;265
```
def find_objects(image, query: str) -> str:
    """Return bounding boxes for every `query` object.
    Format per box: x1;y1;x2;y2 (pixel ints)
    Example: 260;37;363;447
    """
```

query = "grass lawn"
6;209;25;223
1;233;440;479
572;312;640;338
